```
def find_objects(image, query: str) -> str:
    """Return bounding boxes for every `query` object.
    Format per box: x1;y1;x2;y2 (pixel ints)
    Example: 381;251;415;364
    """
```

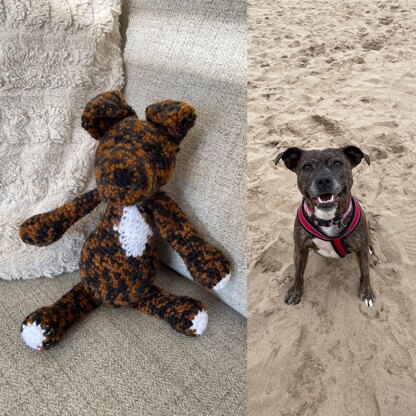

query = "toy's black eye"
142;142;153;152
302;164;313;172
333;160;343;167
113;134;124;143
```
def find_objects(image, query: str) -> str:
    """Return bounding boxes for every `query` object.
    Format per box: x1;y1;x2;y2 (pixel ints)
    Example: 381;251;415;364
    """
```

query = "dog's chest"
312;238;340;258
312;223;341;258
113;206;153;257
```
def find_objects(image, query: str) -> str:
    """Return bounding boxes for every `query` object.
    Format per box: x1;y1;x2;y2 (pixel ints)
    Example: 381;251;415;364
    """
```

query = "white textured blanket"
0;0;124;280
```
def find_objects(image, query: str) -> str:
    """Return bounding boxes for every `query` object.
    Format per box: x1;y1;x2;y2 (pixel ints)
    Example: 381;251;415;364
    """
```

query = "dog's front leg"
285;247;308;305
356;248;375;307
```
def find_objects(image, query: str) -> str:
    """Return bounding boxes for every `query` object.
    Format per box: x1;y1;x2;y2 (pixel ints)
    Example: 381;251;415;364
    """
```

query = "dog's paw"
285;287;302;305
359;285;375;307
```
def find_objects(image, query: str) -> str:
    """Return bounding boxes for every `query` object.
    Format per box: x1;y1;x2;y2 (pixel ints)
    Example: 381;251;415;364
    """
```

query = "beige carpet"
0;266;246;416
248;1;416;415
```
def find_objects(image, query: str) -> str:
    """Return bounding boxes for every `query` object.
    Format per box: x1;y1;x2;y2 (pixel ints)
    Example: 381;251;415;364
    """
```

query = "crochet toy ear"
274;147;304;172
81;90;136;140
145;100;196;144
342;145;370;168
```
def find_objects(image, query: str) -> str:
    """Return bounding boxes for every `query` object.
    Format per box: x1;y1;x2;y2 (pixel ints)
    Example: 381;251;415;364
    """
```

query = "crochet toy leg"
136;285;208;336
20;283;99;350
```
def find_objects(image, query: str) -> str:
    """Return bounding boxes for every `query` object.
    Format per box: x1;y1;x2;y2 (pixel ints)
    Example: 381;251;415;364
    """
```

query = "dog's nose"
316;176;333;187
113;168;133;187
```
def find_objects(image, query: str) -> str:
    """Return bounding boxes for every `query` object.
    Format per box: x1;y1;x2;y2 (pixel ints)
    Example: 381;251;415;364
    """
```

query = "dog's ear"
342;145;370;167
274;147;304;172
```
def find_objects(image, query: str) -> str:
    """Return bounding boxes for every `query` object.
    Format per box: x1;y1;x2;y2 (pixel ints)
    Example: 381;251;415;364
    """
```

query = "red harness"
297;197;361;258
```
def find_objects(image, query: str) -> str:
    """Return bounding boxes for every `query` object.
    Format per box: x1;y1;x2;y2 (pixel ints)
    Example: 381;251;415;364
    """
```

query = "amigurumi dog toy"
19;90;230;350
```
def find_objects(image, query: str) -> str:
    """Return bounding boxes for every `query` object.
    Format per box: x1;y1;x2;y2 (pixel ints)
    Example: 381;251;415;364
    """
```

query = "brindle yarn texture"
19;91;231;349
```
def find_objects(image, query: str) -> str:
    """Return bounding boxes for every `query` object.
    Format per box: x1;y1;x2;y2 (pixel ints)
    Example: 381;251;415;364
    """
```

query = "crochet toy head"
81;90;196;205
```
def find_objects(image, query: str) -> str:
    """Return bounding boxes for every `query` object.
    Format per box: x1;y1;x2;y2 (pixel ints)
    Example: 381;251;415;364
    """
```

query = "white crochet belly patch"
113;206;153;257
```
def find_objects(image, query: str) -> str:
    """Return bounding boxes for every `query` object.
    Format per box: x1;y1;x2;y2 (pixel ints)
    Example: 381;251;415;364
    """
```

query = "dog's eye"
333;160;343;167
302;164;313;172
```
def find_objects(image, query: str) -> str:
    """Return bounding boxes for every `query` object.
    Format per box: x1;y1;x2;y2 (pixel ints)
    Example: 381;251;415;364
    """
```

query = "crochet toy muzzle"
19;90;231;350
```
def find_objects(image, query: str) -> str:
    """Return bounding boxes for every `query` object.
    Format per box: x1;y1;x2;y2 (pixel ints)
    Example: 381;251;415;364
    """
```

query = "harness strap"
331;238;348;257
297;197;361;258
303;198;353;227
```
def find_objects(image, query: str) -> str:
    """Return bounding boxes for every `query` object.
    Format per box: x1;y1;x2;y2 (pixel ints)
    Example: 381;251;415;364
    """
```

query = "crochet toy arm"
148;191;231;290
19;189;101;246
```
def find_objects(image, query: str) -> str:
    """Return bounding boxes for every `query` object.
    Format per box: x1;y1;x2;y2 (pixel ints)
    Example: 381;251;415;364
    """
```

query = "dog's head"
275;146;370;214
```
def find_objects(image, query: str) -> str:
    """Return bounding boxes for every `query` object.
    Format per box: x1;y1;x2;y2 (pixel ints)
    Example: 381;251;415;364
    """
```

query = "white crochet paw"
20;322;46;350
213;273;231;292
190;310;208;335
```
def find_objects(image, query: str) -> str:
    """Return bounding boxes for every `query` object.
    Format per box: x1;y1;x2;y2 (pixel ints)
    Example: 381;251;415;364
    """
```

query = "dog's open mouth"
311;188;345;208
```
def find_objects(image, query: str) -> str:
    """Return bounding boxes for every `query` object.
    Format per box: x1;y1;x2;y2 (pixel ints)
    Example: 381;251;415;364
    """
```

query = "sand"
248;1;416;415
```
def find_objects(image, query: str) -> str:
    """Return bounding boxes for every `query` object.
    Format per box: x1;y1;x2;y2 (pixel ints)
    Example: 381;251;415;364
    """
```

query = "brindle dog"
275;146;375;307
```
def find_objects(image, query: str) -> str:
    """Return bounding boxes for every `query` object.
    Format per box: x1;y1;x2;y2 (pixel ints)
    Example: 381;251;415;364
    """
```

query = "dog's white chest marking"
312;238;340;258
314;206;336;221
319;222;340;238
312;206;343;257
113;206;153;257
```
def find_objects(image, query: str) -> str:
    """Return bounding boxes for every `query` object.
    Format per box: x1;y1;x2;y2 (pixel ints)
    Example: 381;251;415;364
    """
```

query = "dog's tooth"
369;300;373;308
318;196;322;204
330;195;334;202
